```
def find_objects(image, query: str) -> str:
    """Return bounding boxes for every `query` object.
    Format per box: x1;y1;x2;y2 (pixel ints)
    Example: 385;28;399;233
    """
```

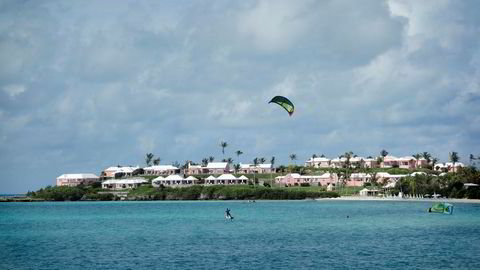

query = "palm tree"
220;141;228;156
202;158;209;167
270;156;276;186
432;157;439;170
227;157;234;165
312;154;317;159
289;154;297;165
413;153;422;168
469;154;476;166
209;156;215;162
153;158;161;165
422;152;432;164
380;149;388;157
449;151;459;172
259;157;266;164
253;158;259;186
234;163;240;173
145;153;154;166
235;150;243;161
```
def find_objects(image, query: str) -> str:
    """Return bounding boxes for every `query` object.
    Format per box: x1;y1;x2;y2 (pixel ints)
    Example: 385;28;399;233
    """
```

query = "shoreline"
317;196;480;204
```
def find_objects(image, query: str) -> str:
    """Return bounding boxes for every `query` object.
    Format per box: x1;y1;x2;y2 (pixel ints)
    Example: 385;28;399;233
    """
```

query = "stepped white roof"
206;162;228;169
164;175;184;180
185;176;198;180
217;174;237;180
102;178;147;185
144;165;178;171
104;166;139;173
238;175;249;180
57;173;99;179
205;175;217;180
152;176;165;182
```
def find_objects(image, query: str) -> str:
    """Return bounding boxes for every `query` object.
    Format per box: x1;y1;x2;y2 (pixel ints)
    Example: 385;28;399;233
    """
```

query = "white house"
56;173;99;187
103;166;140;178
276;173;339;187
359;188;380;196
102;178;147;190
237;163;274;174
152;175;199;187
206;162;230;174
304;157;330;168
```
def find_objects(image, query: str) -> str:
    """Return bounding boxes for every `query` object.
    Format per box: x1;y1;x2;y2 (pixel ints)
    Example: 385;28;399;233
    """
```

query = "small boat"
428;202;454;214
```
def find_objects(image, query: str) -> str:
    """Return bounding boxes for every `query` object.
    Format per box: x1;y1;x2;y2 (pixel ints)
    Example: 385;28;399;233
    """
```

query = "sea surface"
1;200;479;270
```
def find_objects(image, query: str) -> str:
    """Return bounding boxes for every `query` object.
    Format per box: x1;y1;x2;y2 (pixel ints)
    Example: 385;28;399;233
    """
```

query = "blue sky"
1;0;479;193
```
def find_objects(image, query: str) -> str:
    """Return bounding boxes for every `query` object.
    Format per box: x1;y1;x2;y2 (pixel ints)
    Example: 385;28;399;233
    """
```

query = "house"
101;178;147;190
143;165;180;176
397;156;417;169
359;188;380;196
185;163;204;175
204;174;248;185
206;162;230;174
305;157;330;168
56;173;99;187
237;163;274;174
276;173;338;187
151;175;199;187
348;173;371;187
102;166;140;178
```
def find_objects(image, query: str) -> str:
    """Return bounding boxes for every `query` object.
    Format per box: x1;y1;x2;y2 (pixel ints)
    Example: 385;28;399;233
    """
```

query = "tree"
234;163;240;173
259;157;266;164
380;149;388;157
227;157;233;164
432;157;439;170
153;158;161;165
320;154;326;158
209;156;215;162
235;150;243;160
220;141;228;156
312;154;317;159
202;158;209;167
270;156;276;186
145;153;154;166
289;154;297;165
413;153;422;168
253;158;259;186
422;152;432;164
449;152;459;172
470;154;476;166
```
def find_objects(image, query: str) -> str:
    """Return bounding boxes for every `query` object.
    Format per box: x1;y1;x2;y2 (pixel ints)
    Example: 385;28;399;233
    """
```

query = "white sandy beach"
317;196;480;204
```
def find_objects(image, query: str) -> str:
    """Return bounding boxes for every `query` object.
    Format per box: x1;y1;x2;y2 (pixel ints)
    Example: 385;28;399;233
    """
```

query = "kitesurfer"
225;208;233;219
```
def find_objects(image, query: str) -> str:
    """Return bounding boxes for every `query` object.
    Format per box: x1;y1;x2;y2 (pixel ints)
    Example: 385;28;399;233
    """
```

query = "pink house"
276;173;338;187
56;173;99;187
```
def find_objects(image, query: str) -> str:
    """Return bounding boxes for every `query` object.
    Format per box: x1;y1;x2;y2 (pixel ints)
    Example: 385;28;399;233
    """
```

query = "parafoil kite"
269;96;294;116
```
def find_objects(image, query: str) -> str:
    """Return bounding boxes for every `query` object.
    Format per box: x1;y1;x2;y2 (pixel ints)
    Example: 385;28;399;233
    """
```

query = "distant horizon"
1;1;479;193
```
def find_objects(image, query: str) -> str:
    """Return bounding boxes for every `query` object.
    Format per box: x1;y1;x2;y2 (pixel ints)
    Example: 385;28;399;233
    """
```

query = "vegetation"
392;166;480;199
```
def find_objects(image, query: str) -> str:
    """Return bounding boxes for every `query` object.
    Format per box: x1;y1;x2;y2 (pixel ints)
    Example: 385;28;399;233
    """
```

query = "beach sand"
317;196;480;204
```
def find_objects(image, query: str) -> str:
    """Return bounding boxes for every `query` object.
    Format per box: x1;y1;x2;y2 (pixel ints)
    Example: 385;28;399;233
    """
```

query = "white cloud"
3;84;26;99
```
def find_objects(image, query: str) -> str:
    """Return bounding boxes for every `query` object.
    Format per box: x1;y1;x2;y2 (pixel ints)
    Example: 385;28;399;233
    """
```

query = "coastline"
317;196;480;204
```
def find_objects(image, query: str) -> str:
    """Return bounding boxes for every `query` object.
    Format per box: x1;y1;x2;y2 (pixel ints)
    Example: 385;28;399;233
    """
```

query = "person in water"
225;208;232;219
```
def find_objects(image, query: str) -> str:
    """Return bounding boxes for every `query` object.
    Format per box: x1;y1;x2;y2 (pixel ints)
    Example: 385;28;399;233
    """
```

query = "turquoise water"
1;200;480;270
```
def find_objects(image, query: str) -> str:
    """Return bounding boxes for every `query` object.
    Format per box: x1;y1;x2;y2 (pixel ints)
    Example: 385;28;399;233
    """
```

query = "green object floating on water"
269;96;294;116
428;203;454;214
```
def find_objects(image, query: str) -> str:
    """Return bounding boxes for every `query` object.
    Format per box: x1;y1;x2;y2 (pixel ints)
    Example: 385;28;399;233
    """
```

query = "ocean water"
1;200;479;270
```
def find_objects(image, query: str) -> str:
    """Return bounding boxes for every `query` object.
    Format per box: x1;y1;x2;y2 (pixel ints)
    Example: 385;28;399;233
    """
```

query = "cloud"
0;0;479;193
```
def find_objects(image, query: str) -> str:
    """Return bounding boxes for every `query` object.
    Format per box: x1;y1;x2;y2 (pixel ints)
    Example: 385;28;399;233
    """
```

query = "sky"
1;0;479;193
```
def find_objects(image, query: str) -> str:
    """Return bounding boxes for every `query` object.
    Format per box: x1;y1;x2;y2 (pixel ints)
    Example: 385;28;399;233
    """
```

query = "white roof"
258;164;272;169
205;175;217;180
102;178;147;184
310;157;330;162
410;172;426;176
144;165;178;171
217;174;237;180
104;166;139;173
57;173;99;179
445;162;465;167
185;176;198;180
350;173;371;178
206;162;228;169
164;175;184;180
152;176;165;181
238;175;249;180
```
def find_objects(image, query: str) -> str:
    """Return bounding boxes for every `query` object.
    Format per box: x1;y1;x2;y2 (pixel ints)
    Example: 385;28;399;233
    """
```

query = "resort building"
204;174;248;185
151;175;199;187
434;162;465;172
305;155;428;169
348;173;372;187
304;157;330;168
143;165;180;176
101;178;147;190
276;173;339;187
237;163;275;174
56;173;99;187
359;188;380;196
102;166;140;178
185;163;203;175
206;162;230;174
